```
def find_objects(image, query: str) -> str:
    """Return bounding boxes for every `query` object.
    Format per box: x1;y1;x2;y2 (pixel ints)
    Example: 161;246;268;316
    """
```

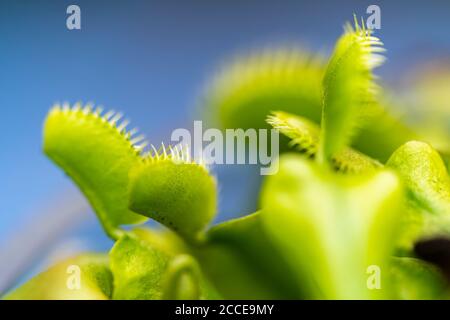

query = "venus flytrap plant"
258;19;411;299
268;110;450;256
27;102;219;300
32;99;300;300
201;42;417;162
5;15;450;301
259;18;450;300
128;150;299;299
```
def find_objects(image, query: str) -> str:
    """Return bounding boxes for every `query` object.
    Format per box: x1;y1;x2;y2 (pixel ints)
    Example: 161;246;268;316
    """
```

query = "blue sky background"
1;0;450;291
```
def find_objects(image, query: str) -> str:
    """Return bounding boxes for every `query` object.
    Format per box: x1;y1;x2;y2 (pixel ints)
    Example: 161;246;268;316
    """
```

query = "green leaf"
260;154;403;299
267;111;382;173
318;19;385;163
162;254;221;300
193;212;301;299
444;153;450;174
4;254;112;300
110;233;169;300
201;47;325;132
110;231;219;300
128;154;217;241
43;103;147;239
387;141;450;250
352;99;419;162
390;257;448;299
130;227;188;257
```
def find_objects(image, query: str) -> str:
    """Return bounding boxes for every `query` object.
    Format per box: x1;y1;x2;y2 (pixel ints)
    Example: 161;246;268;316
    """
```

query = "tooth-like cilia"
128;145;217;241
43;103;148;239
267;111;382;173
201;47;325;132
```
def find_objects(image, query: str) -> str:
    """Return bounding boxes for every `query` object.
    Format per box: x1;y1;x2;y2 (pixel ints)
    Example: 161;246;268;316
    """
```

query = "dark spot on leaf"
414;237;450;281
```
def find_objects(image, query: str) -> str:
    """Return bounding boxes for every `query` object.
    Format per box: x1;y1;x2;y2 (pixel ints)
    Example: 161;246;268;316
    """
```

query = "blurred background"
1;0;450;294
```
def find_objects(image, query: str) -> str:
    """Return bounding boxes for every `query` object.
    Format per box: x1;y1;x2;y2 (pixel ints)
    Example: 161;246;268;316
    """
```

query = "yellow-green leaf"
4;254;112;300
260;154;403;299
319;19;384;163
43;104;147;239
129;156;217;241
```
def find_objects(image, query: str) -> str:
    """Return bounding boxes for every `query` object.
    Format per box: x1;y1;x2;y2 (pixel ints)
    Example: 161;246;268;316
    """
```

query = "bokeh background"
1;0;450;294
